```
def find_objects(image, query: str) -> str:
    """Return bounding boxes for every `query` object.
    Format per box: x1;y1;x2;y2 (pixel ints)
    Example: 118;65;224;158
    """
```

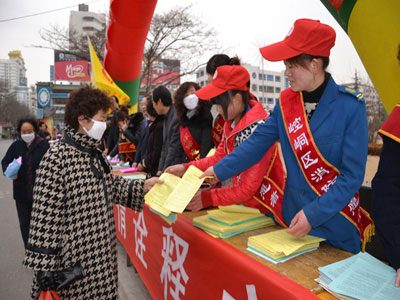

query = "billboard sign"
54;50;91;81
37;86;51;108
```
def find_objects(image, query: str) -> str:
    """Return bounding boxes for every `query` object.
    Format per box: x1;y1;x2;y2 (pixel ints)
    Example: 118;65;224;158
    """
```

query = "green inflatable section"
114;77;141;112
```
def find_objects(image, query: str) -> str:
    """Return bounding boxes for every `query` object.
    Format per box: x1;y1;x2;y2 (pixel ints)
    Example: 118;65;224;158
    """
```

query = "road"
0;139;33;298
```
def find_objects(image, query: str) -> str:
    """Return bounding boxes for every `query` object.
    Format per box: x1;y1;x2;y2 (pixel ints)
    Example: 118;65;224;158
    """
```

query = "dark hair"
113;111;128;126
140;94;151;111
119;105;129;115
64;86;111;130
211;90;250;121
174;82;209;122
110;95;119;104
39;121;45;127
152;86;172;106
286;54;330;71
146;98;158;118
206;54;241;75
17;117;39;133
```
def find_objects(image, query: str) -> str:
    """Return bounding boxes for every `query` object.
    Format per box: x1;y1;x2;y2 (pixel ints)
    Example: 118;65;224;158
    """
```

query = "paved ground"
0;138;152;299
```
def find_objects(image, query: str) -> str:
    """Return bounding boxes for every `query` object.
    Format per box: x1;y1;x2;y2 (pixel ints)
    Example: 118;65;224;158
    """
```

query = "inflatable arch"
104;0;399;114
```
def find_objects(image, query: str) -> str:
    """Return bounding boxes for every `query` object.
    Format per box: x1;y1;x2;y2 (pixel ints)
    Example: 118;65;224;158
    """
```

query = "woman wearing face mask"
173;81;214;163
201;19;373;254
166;66;285;213
22;86;161;300
206;54;241;147
1;117;49;249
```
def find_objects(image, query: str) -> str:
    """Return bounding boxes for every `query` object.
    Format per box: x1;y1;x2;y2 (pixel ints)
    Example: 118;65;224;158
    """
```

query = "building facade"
0;51;29;106
195;63;288;111
69;4;106;40
36;81;83;131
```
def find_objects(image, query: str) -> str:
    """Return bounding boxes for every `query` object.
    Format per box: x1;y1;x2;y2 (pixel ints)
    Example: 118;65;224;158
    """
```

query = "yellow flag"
88;38;130;107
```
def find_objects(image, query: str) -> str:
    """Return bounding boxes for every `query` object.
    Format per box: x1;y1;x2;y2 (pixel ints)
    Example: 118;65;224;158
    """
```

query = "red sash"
180;126;201;161
212;114;225;147
119;141;136;161
252;143;287;228
379;104;400;143
278;89;374;250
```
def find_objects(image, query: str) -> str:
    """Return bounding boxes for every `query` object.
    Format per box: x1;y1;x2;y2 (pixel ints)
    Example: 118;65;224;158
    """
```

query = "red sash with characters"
180;126;201;161
119;141;136;161
252;143;287;228
212;114;225;147
378;104;400;143
276;89;374;250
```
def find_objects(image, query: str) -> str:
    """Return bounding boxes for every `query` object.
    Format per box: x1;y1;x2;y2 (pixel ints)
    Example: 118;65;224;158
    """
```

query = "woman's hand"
165;164;186;177
186;191;203;212
199;166;220;184
120;119;129;132
131;162;138;168
287;209;312;237
144;177;163;193
396;268;400;287
137;163;144;172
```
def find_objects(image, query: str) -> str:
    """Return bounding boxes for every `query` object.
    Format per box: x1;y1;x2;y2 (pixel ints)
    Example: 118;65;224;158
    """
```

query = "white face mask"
183;94;199;111
21;133;35;144
83;118;107;140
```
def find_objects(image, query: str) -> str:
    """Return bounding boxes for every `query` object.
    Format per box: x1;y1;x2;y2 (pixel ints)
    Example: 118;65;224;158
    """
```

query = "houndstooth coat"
23;126;145;299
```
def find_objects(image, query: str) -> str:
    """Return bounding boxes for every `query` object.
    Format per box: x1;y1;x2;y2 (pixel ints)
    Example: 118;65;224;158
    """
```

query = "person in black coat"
38;121;51;141
371;108;400;287
133;95;151;169
107;110;127;158
1;117;49;249
173;81;214;163
140;98;164;176
119;110;145;164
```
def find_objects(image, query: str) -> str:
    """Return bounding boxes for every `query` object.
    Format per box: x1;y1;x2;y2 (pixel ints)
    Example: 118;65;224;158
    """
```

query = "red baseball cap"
195;65;250;100
259;19;336;61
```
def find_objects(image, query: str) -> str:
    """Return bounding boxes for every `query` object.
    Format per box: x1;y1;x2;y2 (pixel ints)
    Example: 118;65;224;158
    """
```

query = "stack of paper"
316;252;400;300
247;229;325;264
193;205;274;238
145;165;207;217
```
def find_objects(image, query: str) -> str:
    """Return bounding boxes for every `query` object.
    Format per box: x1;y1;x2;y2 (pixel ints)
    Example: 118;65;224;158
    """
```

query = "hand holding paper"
199;166;219;184
145;166;207;216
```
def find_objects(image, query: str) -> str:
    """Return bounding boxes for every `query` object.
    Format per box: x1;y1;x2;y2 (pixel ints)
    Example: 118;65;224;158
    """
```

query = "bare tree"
35;6;221;94
0;92;32;128
34;24;106;61
142;5;221;94
350;71;386;144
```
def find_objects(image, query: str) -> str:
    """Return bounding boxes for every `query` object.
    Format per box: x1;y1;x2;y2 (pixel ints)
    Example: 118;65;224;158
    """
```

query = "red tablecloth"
114;204;319;300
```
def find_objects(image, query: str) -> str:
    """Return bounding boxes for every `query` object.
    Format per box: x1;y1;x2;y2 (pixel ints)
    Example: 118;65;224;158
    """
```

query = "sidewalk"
117;242;153;300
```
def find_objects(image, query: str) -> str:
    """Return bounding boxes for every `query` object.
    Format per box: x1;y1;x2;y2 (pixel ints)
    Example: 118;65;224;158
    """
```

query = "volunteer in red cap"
166;65;285;213
201;19;373;254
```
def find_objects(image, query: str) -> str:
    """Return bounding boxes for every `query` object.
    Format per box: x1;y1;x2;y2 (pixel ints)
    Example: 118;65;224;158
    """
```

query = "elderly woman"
1;117;49;249
23;86;160;299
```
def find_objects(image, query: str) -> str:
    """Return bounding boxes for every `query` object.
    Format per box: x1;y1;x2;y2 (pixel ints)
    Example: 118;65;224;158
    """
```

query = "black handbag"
38;262;84;291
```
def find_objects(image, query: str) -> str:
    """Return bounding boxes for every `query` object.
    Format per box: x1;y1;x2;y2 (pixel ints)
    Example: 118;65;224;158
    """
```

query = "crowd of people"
1;18;399;299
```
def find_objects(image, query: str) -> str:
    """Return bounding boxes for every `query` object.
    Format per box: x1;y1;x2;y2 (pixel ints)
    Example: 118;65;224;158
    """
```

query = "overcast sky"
0;0;368;87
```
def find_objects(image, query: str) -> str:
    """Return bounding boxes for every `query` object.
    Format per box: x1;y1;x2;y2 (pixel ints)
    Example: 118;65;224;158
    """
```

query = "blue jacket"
214;77;368;253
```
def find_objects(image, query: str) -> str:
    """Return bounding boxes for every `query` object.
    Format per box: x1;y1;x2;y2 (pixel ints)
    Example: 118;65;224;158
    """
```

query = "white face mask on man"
21;133;35;144
83;118;107;140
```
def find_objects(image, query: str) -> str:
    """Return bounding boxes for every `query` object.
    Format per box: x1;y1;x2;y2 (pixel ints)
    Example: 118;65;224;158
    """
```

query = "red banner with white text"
114;204;318;300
